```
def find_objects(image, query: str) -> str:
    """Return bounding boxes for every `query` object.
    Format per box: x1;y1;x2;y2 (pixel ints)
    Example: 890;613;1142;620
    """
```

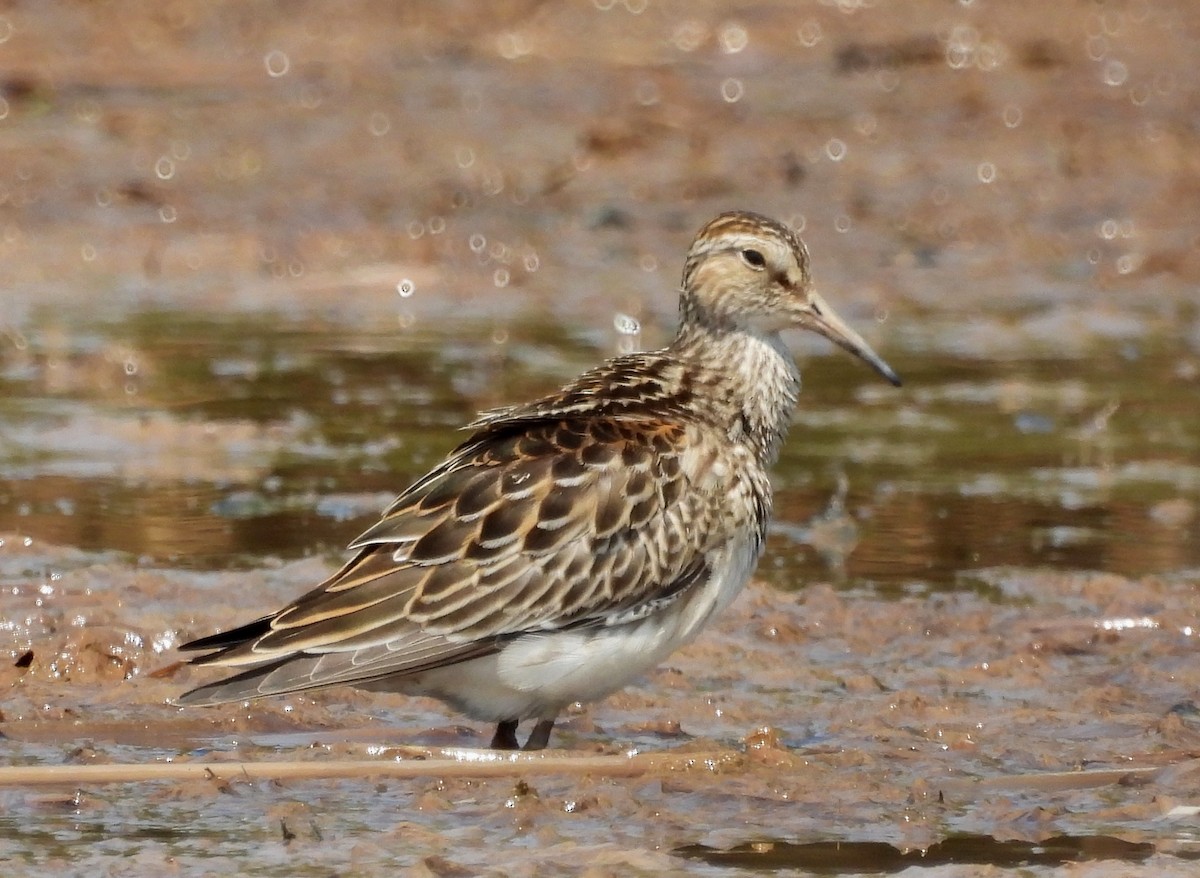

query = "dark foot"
490;719;520;750
522;718;555;751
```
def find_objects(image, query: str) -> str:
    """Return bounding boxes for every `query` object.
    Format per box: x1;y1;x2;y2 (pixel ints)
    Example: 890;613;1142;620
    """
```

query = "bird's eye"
740;249;766;269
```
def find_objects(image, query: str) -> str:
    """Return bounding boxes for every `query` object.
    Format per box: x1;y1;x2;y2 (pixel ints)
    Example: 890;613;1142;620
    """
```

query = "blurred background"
1;0;1196;584
1;1;1199;873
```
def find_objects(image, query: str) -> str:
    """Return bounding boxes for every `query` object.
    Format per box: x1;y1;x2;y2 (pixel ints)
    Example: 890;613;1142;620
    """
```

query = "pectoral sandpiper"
178;210;901;750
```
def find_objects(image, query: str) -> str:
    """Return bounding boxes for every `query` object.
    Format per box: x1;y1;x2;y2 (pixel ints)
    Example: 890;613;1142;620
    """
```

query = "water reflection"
677;833;1157;872
0;310;1197;592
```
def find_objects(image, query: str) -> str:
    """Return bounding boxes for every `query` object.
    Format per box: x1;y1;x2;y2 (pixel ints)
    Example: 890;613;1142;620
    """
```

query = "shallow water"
2;1;1200;875
3;307;1197;602
4;308;1197;589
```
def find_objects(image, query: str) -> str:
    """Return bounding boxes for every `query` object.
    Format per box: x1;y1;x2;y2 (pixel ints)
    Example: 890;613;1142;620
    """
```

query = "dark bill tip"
806;292;902;389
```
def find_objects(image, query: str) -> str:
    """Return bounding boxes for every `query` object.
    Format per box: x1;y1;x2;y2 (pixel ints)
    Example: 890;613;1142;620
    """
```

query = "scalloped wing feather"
180;412;756;701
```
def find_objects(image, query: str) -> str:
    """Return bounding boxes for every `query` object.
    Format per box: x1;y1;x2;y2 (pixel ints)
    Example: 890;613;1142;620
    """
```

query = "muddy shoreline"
2;1;1199;874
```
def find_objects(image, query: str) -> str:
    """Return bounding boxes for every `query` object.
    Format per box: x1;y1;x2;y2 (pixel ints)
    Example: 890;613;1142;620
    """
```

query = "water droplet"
368;112;390;136
614;313;641;335
945;25;978;70
825;138;847;162
428;216;446;234
1086;35;1107;61
81;243;97;262
671;21;706;53
976;42;1002;72
523;252;540;272
634;79;660;106
493;268;510;287
23;536;32;547
1086;247;1101;264
95;188;112;208
264;49;290;77
638;254;658;272
154;156;175;180
1002;104;1023;128
469;233;487;254
124;359;138;375
480;168;505;196
0;97;11;121
623;0;647;13
853;114;877;137
796;20;823;48
1103;60;1128;87
875;68;900;92
158;205;177;223
592;0;616;8
407;220;425;239
1099;219;1119;240
0;18;12;44
718;22;748;54
74;98;101;123
720;78;744;103
397;279;415;297
833;215;852;233
1116;253;1141;274
496;31;531;60
787;214;806;233
977;161;996;184
492;328;509;345
170;140;192;161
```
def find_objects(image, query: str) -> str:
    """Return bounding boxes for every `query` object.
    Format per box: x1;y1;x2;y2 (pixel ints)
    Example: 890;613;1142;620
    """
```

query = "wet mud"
2;1;1200;875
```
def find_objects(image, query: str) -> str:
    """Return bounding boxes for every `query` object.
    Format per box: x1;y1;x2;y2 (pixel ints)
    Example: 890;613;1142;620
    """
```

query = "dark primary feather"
179;615;272;654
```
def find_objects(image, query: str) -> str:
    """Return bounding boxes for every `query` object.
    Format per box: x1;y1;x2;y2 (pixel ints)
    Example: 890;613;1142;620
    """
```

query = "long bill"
805;292;902;387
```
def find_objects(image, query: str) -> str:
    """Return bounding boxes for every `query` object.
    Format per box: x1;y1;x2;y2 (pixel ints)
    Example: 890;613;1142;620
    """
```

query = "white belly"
376;537;759;722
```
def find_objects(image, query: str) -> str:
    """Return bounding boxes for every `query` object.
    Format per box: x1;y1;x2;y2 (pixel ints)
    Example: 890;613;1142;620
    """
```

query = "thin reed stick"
0;751;676;787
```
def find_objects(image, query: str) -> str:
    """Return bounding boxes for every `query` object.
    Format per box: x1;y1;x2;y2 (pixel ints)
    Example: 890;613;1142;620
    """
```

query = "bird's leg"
522;717;556;751
490;719;520;750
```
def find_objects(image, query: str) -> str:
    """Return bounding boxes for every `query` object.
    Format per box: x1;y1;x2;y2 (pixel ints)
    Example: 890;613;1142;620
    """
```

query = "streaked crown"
679;210;814;332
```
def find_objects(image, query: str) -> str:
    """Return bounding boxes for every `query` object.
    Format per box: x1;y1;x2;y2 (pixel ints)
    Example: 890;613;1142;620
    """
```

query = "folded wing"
178;415;726;704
